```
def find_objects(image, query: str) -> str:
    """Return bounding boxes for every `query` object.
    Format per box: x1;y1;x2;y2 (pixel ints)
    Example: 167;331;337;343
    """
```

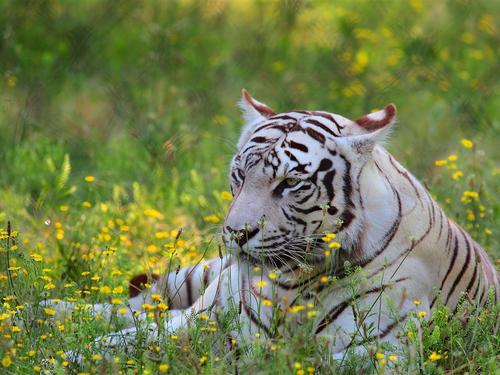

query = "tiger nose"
225;226;259;247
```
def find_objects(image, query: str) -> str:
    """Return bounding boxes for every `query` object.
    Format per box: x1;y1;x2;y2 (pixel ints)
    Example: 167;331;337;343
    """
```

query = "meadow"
0;0;498;373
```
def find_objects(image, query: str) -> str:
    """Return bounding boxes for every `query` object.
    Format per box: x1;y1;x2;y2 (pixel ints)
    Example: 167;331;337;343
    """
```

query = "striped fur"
51;90;499;361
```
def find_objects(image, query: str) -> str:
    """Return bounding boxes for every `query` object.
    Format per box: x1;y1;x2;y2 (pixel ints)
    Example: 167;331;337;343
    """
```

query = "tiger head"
223;90;397;269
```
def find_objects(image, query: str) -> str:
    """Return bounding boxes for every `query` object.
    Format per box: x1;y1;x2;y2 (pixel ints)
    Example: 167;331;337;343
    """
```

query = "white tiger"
48;90;499;363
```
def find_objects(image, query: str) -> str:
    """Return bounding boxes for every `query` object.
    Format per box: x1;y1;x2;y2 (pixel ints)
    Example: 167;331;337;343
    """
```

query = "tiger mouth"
235;245;323;270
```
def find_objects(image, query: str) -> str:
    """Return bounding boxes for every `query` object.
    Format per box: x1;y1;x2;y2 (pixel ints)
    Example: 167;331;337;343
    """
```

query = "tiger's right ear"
237;89;275;149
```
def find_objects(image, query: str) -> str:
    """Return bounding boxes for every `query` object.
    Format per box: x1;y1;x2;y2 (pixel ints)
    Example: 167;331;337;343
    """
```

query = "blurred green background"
0;0;498;260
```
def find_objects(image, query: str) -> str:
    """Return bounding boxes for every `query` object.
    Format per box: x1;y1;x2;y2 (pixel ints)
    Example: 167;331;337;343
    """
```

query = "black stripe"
471;277;481;300
388;155;421;199
464;263;478;298
379;313;408;338
250;136;270;143
445;229;472;306
296;190;315;205
185;267;194;306
289;214;307;227
323;170;336;202
315;279;407;334
431;235;459;308
305;118;338;137
311;112;344;132
289;141;308;152
284;150;298;163
254;123;290;133
291;204;323;214
240;278;273;336
305;127;326;144
203;266;211;287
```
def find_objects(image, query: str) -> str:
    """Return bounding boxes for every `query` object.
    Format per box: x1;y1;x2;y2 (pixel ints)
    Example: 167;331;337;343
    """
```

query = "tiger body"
52;90;498;361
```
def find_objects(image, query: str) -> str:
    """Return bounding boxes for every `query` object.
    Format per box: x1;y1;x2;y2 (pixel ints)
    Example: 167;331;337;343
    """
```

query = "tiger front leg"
130;255;233;311
68;263;240;363
43;255;232;324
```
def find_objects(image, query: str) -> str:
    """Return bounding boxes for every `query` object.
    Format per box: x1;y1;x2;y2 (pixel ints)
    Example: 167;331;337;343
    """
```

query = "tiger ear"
344;104;397;156
354;103;396;132
237;89;276;149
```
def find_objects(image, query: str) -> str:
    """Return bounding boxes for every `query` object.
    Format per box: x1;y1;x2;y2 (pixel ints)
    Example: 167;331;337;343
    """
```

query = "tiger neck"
339;146;425;265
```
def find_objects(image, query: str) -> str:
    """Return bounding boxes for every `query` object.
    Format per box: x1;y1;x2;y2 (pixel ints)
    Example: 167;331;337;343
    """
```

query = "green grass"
0;0;498;373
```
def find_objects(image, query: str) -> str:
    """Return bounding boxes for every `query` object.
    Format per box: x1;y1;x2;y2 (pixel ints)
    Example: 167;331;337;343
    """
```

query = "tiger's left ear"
345;104;397;155
237;89;276;149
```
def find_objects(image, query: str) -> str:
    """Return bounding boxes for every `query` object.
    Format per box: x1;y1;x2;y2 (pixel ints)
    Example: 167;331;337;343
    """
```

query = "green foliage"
0;0;498;373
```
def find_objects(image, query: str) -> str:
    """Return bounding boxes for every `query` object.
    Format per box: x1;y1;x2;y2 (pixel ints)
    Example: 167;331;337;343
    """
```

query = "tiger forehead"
252;110;346;137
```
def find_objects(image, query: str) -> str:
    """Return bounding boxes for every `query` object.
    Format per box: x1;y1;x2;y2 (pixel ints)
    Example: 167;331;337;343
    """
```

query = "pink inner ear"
242;89;276;117
355;103;396;131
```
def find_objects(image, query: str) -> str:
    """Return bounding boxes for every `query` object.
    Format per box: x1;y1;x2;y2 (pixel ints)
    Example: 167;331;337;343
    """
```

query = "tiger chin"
47;90;499;364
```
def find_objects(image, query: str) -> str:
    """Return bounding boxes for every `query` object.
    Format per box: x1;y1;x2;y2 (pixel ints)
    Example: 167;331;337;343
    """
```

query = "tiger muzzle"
224;226;260;247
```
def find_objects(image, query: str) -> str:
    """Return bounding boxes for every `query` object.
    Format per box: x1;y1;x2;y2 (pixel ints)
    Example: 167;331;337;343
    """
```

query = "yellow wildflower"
30;253;43;262
84;176;95;182
328;241;341;249
147;244;158;253
155;231;169;239
117;308;128;315
434;159;447;167
220;191;233;201
151;294;162;302
100;286;112;294
204;214;220;224
256;281;267;288
141;303;155;312
144;209;163;219
112;286;123;294
460;139;473;149
56;230;64;240
321;233;336;242
307;311;317;318
290;305;305;313
43;308;56;316
2;355;12;368
428;352;442;361
159;364;170;373
158;303;168;311
418;311;427;318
